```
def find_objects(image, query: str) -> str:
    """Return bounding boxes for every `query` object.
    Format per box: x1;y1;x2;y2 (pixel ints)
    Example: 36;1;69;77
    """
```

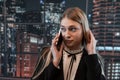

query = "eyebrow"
60;24;77;28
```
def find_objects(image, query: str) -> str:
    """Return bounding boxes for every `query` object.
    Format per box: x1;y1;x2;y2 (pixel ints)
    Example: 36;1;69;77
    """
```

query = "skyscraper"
0;0;26;76
92;0;120;80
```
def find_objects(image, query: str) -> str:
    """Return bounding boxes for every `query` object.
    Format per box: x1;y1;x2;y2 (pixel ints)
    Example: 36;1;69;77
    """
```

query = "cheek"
76;35;83;41
75;32;83;42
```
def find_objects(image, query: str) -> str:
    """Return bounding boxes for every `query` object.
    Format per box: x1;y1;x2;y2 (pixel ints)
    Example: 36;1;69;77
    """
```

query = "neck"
64;45;83;54
64;44;83;50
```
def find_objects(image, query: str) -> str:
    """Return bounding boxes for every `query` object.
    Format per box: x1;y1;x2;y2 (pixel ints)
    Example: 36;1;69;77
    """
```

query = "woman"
31;7;106;80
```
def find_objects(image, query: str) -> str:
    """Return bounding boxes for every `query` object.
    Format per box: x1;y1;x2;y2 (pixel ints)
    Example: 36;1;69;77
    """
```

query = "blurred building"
15;0;65;77
86;0;93;26
0;0;65;78
40;0;65;41
92;0;120;80
0;0;26;76
0;77;30;80
16;32;43;77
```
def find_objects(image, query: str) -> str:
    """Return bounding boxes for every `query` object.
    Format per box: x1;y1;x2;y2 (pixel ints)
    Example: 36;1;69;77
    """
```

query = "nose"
63;30;71;39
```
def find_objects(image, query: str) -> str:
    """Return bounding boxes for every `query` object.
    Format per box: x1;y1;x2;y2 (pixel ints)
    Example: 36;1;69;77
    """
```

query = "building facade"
0;0;26;76
16;32;42;77
0;0;65;78
92;0;120;80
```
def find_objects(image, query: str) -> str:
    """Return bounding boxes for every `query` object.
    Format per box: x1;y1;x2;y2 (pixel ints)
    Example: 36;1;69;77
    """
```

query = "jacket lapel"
74;48;88;80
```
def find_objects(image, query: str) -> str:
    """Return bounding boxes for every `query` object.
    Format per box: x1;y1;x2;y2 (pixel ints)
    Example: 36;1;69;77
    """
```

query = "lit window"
30;36;37;43
115;32;120;36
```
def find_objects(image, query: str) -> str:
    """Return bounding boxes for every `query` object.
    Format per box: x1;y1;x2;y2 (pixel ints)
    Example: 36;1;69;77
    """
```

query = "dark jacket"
31;47;106;80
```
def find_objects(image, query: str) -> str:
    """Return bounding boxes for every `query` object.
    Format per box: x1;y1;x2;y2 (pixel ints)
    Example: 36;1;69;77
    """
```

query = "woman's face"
60;17;83;50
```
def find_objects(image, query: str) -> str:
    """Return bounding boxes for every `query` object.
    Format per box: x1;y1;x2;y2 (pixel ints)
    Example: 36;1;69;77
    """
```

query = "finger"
59;42;64;53
53;35;59;41
89;30;96;42
51;44;58;54
52;34;59;44
87;30;91;43
52;38;58;46
95;40;98;45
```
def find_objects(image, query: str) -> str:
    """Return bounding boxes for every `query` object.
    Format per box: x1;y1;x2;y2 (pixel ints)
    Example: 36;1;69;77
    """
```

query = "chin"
64;42;75;49
65;45;74;49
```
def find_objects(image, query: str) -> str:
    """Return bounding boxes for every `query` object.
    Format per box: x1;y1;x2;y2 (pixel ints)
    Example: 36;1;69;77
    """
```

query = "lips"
65;40;73;44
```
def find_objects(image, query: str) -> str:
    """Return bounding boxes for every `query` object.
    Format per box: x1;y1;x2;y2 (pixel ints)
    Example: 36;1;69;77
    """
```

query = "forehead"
60;17;81;28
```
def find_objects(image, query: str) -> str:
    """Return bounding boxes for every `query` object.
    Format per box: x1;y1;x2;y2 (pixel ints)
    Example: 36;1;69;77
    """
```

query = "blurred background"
0;0;120;80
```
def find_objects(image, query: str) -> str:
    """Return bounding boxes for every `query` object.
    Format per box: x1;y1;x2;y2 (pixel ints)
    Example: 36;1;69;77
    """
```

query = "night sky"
25;0;41;11
66;0;86;13
24;0;86;12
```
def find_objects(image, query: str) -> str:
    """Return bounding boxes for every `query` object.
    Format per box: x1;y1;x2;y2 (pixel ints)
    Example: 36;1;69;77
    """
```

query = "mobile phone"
56;31;63;51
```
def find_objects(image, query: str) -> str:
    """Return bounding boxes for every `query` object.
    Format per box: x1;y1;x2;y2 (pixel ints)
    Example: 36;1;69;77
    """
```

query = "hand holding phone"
51;30;63;67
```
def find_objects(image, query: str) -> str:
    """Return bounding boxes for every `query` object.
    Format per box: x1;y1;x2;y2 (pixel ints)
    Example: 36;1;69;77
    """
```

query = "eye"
60;27;66;32
69;27;77;32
